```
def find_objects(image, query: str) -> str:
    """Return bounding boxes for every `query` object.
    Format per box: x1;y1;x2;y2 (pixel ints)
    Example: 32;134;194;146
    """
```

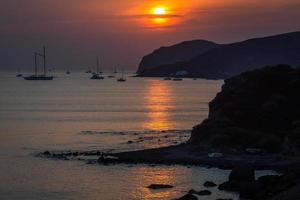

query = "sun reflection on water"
132;166;177;200
143;80;174;131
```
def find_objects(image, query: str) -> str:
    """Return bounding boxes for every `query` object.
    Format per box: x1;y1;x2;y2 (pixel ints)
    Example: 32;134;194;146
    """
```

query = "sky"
0;0;300;71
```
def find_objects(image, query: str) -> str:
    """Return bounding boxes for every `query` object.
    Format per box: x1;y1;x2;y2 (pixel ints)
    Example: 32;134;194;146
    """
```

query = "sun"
153;7;166;15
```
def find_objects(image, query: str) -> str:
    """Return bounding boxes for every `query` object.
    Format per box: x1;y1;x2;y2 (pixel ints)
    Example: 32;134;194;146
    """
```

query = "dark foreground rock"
229;166;255;182
203;181;217;187
176;194;198;200
189;189;211;196
147;184;173;189
216;199;232;200
190;65;300;153
219;164;300;199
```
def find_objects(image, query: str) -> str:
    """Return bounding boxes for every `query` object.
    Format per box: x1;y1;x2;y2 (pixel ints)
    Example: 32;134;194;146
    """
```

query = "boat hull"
90;74;104;80
24;76;53;80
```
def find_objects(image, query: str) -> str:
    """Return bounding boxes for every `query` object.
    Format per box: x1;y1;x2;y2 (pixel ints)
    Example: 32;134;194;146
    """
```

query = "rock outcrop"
219;165;300;199
190;65;300;152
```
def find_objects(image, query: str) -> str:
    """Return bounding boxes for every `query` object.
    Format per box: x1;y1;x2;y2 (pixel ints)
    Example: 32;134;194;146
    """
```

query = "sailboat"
90;57;104;80
108;66;117;78
85;67;92;73
16;66;23;77
24;46;53;80
117;68;126;82
113;66;118;74
66;66;71;74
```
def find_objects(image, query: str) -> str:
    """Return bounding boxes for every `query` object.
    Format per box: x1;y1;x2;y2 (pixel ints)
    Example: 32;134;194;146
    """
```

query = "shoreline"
105;144;300;171
41;143;300;172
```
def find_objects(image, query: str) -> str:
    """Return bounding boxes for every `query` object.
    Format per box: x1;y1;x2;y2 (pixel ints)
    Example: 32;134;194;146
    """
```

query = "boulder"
147;184;173;189
216;199;233;200
218;181;240;191
239;182;265;199
218;167;255;192
229;167;255;183
176;194;198;200
204;181;217;187
43;151;51;155
189;189;211;195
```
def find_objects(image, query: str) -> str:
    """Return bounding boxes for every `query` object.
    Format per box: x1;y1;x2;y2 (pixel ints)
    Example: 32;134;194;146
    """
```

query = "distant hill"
137;31;300;79
137;40;219;73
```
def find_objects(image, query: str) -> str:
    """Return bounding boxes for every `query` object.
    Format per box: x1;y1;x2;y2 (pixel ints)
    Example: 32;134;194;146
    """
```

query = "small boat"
90;74;104;80
117;78;126;82
16;67;23;77
108;75;115;78
90;57;104;80
117;68;126;82
173;78;183;81
113;66;118;74
164;77;172;80
24;46;54;81
66;67;71;74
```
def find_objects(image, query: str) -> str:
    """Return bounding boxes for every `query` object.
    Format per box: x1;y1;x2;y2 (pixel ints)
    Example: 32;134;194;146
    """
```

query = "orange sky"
0;0;299;70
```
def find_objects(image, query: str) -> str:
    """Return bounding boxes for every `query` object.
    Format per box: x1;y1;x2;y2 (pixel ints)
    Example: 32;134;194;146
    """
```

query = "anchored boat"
90;57;104;80
24;46;53;81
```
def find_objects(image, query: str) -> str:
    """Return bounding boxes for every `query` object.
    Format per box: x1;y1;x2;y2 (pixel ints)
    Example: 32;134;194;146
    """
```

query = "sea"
0;71;276;200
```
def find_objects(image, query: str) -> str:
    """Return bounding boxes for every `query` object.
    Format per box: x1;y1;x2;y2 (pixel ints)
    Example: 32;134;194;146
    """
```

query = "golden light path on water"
143;80;174;130
132;167;176;199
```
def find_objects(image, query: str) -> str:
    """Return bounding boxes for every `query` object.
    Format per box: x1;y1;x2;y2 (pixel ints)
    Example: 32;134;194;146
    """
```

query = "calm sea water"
0;71;274;200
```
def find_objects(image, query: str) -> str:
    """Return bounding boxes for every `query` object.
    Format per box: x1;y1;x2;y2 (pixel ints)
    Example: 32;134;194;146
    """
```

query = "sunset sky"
0;0;299;71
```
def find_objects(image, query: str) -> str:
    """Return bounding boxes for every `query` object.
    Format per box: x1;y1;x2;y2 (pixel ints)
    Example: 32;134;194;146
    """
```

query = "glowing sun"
153;7;167;15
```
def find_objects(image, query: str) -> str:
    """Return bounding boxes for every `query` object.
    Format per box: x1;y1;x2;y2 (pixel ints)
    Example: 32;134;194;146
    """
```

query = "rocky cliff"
190;65;300;152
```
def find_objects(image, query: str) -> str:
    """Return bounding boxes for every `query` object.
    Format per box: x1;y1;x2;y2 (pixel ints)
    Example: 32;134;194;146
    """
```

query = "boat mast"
43;46;46;76
34;52;38;77
96;56;99;74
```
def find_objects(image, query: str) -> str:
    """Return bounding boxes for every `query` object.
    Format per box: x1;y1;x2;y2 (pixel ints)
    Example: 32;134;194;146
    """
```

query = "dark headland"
136;31;300;79
42;64;300;199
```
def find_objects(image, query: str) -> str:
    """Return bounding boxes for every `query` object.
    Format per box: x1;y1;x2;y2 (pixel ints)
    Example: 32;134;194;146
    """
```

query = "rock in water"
43;151;51;156
189;189;212;195
218;167;255;192
147;184;173;189
229;167;255;182
176;194;198;200
203;181;217;187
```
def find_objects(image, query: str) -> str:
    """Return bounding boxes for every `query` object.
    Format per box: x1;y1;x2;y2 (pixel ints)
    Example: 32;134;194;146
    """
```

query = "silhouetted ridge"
137;40;219;73
137;31;300;79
